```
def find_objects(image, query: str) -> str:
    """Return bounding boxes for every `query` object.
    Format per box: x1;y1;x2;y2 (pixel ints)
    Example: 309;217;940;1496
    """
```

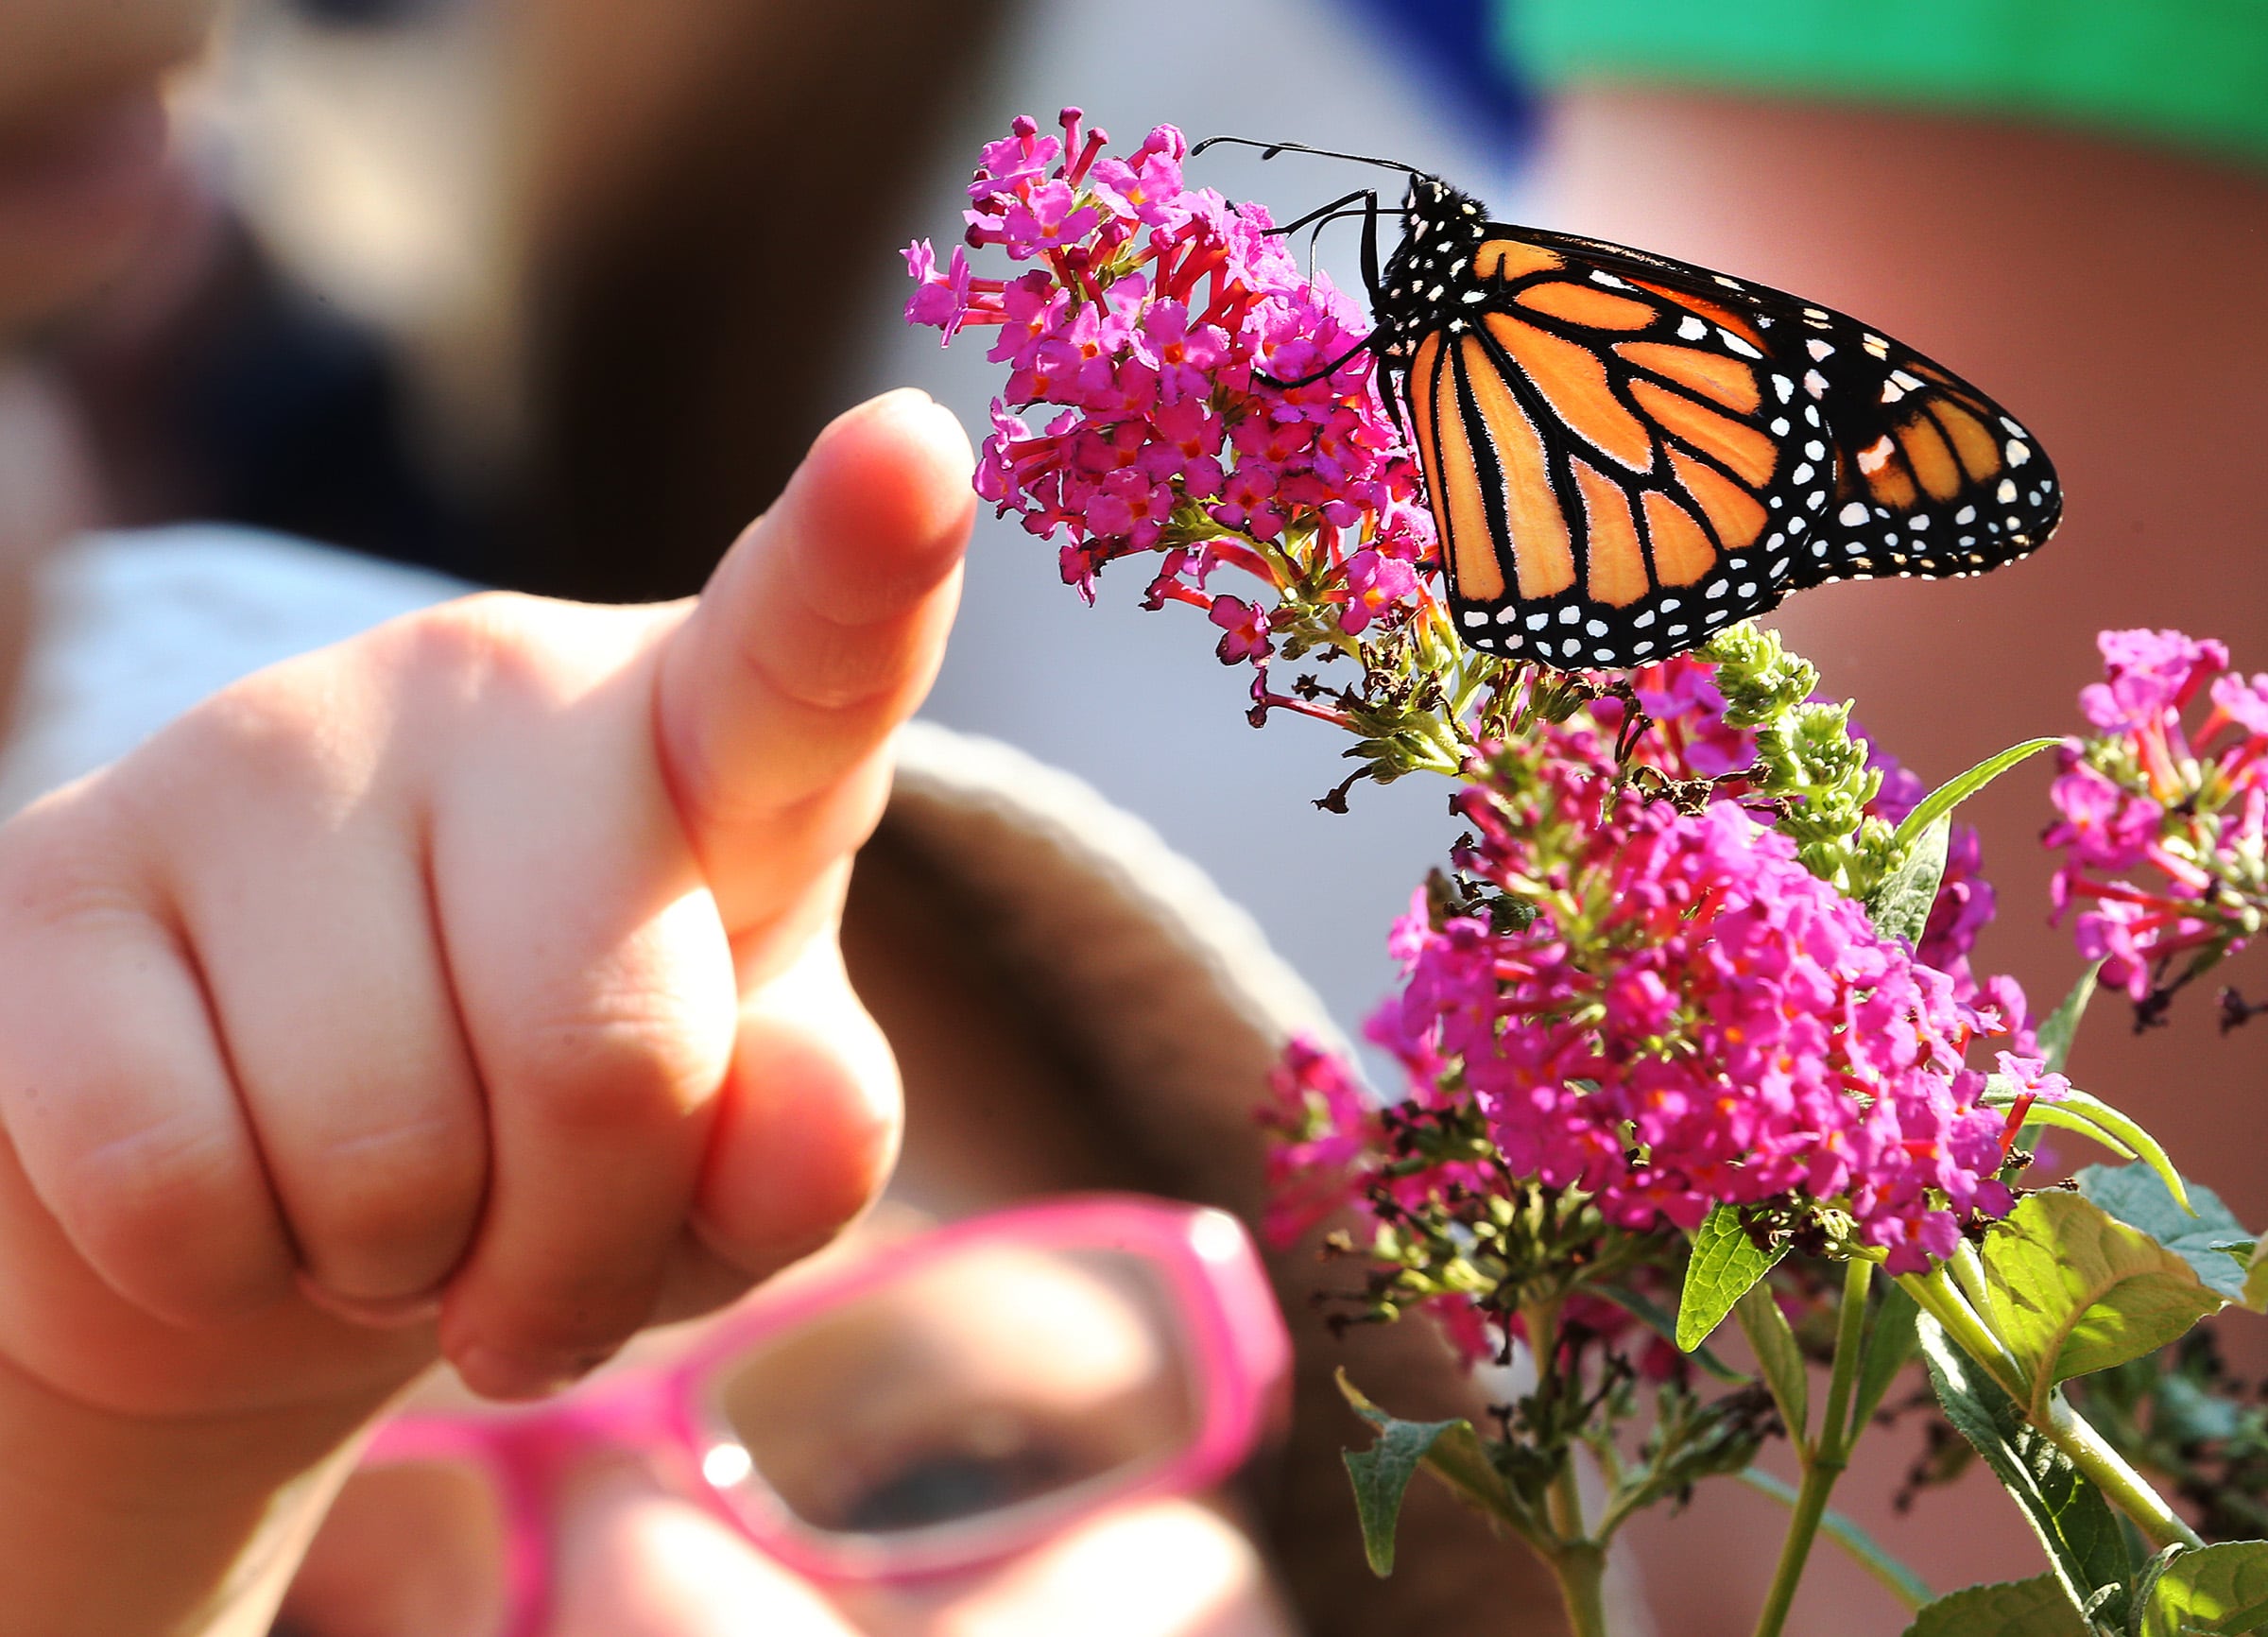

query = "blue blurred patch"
1337;0;1537;161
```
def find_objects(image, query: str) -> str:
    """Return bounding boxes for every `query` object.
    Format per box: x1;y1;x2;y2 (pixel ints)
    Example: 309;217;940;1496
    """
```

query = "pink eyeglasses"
283;1196;1290;1637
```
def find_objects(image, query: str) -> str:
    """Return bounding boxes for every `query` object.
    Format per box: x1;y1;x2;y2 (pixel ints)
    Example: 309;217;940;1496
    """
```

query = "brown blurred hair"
506;0;1013;603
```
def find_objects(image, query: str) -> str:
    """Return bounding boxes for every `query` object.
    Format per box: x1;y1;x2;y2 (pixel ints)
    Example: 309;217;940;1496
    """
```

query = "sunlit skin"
0;11;1298;1631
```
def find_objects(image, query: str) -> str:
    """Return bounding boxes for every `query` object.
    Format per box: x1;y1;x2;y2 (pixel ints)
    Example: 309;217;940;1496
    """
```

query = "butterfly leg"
1253;331;1384;392
1265;187;1376;241
1354;189;1407;440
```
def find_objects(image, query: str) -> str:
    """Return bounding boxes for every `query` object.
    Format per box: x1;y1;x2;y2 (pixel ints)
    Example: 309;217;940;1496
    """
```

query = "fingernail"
454;1345;592;1404
298;1271;442;1330
455;1341;623;1404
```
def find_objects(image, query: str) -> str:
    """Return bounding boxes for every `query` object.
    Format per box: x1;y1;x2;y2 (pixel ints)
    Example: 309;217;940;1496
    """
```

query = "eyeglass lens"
709;1243;1200;1541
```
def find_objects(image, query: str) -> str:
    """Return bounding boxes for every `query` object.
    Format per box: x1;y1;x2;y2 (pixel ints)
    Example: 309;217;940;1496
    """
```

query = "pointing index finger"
654;389;973;936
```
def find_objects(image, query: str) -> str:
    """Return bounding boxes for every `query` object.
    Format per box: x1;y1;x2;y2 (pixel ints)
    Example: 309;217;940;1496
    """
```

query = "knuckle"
0;799;149;938
295;1111;485;1286
390;593;642;715
735;606;911;716
508;991;717;1135
393;591;547;683
134;661;374;824
54;1112;280;1309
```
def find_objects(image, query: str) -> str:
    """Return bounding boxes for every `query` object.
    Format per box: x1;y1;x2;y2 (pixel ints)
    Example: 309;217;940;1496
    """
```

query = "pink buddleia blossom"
1376;770;2015;1272
1601;653;2032;1048
905;109;1438;671
2045;629;2268;1012
1209;594;1273;664
1256;1035;1380;1250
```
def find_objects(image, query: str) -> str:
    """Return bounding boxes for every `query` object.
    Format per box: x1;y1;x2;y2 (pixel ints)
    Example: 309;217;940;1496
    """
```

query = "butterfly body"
1369;174;2060;670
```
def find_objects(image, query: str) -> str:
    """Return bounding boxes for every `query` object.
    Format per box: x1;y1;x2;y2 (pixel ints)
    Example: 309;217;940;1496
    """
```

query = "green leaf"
1335;1370;1535;1564
1897;1575;2088;1637
1980;1193;2224;1416
1678;1204;1788;1352
1850;1280;1924;1439
1870;813;1951;946
2134;1543;2191;1628
1344;1419;1461;1577
1740;1467;1934;1611
1983;1077;2190;1213
1894;736;2062;851
2248;1241;2268;1316
2142;1541;2268;1635
2013;1098;2140;1163
1593;1282;1752;1385
2036;963;2103;1077
1918;1314;2132;1607
2078;1164;2255;1302
1736;1279;1810;1447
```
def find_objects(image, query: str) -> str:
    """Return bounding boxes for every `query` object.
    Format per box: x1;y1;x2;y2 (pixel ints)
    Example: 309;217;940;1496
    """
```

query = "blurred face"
0;0;215;336
277;1214;1292;1637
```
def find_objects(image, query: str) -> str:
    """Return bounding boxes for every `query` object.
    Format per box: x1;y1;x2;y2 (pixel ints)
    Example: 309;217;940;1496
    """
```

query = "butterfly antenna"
1191;135;1421;176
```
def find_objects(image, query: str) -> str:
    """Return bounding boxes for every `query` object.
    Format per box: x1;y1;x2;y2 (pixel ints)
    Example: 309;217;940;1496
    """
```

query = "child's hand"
0;388;971;1421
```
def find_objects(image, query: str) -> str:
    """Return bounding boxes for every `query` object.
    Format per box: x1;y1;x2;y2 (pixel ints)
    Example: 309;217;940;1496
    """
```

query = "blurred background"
16;1;2268;1631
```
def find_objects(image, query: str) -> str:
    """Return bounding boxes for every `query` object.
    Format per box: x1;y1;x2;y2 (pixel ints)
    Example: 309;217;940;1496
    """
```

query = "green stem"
1522;1298;1607;1637
1549;1542;1611;1637
1900;1267;2025;1399
1949;1238;1993;1316
1526;1301;1589;1545
1750;1459;1841;1637
2039;1397;2204;1553
1897;1269;2204;1552
1750;1258;1873;1637
1820;1259;1873;1456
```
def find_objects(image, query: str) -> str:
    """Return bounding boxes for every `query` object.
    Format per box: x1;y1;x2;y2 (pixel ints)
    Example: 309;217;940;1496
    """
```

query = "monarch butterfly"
1194;139;2061;671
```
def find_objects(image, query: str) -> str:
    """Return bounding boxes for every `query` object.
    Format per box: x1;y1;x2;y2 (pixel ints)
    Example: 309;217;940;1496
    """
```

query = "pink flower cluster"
1259;1036;1381;1250
1261;654;2038;1292
1366;773;2015;1273
1261;1032;1674;1374
1607;657;2028;1037
2044;629;2268;1006
903;110;1435;650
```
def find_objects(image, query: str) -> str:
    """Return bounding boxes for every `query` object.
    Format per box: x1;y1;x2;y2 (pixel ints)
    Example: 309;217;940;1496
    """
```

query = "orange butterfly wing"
1381;196;2058;670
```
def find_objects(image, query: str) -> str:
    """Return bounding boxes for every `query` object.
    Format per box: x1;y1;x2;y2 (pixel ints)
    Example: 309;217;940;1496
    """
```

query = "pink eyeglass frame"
359;1195;1291;1637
